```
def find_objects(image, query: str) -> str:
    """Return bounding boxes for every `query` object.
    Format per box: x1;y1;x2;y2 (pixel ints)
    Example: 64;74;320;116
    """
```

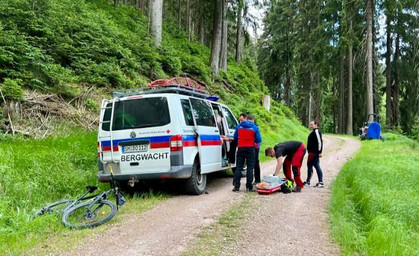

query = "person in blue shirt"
248;115;261;184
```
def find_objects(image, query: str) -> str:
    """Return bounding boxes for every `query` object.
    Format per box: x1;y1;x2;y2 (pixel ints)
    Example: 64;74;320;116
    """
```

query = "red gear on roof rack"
147;77;203;91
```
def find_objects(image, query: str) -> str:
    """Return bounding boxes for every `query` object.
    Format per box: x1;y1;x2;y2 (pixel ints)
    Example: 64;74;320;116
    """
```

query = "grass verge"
330;133;419;256
0;129;168;255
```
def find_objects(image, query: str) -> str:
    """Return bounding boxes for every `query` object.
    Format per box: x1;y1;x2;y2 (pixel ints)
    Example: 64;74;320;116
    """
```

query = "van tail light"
97;141;102;158
170;135;183;151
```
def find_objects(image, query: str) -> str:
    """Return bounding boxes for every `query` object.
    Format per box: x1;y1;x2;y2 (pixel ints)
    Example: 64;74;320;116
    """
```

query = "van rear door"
100;96;172;173
190;98;222;173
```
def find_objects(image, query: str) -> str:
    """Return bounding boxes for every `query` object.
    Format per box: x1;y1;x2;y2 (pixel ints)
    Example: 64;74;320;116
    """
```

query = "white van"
96;79;238;194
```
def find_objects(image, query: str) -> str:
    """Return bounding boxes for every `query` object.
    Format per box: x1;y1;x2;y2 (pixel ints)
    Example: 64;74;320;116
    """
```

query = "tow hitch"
127;177;139;188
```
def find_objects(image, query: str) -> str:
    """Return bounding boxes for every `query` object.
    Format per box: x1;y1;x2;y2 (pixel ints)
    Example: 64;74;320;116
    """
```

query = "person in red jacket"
232;116;262;192
265;141;306;192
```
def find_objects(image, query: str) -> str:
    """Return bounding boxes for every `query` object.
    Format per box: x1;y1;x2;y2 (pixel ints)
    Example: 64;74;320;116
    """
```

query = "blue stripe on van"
101;134;221;148
101;135;171;147
200;134;221;141
182;135;197;141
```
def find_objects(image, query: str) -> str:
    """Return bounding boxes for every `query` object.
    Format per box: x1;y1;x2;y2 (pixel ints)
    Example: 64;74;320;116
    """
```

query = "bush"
158;47;182;76
0;78;24;101
181;55;211;84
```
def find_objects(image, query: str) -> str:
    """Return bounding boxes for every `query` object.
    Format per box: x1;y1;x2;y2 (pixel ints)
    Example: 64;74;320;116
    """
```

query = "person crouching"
265;141;306;192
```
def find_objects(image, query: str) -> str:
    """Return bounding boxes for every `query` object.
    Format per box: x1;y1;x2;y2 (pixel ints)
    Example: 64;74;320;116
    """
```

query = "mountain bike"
35;167;125;229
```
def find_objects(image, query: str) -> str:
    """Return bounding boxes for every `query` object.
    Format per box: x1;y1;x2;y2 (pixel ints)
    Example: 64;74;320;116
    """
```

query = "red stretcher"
256;176;286;195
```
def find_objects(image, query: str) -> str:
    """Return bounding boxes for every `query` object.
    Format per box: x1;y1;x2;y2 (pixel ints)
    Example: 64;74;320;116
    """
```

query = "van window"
190;98;216;127
222;106;238;129
102;97;170;131
181;99;195;126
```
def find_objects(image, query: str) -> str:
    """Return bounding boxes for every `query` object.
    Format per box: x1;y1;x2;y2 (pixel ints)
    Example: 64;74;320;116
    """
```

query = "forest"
0;0;417;138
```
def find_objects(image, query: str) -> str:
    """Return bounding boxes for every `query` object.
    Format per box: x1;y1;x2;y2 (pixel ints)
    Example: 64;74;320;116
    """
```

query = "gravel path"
63;135;360;256
227;136;361;256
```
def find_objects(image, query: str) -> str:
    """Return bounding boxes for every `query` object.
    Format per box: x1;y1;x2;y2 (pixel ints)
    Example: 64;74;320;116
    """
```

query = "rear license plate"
123;144;148;153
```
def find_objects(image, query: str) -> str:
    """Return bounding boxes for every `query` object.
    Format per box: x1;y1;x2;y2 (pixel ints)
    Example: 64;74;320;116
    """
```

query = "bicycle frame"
84;167;122;215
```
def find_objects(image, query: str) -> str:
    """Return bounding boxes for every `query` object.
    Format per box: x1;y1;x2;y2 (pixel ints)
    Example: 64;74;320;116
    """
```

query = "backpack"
280;180;293;194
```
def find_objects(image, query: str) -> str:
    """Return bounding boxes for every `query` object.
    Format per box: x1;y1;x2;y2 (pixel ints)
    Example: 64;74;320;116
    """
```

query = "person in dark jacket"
265;141;306;192
305;119;324;187
247;115;261;184
232;118;262;192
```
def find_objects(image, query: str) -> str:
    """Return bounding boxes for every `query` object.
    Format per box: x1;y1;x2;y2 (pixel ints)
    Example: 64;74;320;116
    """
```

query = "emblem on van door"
130;131;136;138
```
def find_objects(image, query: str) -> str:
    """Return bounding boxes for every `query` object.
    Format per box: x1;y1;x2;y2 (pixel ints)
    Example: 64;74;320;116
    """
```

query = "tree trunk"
308;72;315;124
114;0;118;7
186;0;191;41
235;2;243;62
140;0;147;12
385;14;393;128
284;65;291;106
347;19;353;135
314;72;321;121
210;0;222;75
149;0;163;47
178;0;181;28
332;77;337;133
393;33;401;127
199;3;205;45
308;90;313;125
366;0;374;122
339;54;345;133
219;0;227;71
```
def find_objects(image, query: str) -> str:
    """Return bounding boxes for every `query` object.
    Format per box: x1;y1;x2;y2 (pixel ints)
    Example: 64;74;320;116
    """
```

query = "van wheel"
185;161;207;195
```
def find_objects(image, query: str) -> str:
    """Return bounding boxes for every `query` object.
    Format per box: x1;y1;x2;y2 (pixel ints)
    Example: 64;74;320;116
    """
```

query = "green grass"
330;133;419;256
0;129;168;255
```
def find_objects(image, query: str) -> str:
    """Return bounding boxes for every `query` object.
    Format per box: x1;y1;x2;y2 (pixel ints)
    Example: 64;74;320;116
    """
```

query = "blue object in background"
367;122;381;139
207;95;219;101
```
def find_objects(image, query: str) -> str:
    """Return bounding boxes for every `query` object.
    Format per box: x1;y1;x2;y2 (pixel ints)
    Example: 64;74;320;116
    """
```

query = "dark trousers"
254;147;261;183
228;139;237;164
307;152;323;183
233;147;255;189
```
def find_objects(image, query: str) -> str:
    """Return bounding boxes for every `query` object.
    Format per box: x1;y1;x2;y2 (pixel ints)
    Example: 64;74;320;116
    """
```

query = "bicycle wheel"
35;199;74;217
61;200;117;229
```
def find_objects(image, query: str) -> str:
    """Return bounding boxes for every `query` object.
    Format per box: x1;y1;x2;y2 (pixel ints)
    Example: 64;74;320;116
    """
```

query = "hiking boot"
292;187;302;193
232;187;240;192
303;181;311;186
315;182;324;188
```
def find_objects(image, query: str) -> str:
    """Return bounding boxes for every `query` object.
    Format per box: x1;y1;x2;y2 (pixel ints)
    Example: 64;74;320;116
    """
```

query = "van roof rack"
112;77;219;101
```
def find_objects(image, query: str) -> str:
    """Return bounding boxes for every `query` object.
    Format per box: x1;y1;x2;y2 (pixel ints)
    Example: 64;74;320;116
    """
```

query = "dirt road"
63;136;360;256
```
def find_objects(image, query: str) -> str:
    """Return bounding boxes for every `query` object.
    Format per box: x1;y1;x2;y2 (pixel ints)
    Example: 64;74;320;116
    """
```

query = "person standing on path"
265;141;306;192
247;115;261;184
304;119;324;188
232;116;262;192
